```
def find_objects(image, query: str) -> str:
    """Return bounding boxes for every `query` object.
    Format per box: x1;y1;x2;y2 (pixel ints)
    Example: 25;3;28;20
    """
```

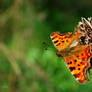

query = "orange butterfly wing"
64;46;91;84
50;32;80;51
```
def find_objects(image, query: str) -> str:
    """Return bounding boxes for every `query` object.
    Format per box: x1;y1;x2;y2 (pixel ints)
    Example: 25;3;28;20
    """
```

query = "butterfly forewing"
50;32;72;51
50;32;81;51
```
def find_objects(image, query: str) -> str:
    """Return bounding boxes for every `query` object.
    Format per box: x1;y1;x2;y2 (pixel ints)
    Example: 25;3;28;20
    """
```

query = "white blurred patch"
70;40;78;48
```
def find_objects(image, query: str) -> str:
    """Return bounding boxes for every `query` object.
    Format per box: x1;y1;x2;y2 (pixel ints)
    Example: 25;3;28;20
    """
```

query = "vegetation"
0;0;92;92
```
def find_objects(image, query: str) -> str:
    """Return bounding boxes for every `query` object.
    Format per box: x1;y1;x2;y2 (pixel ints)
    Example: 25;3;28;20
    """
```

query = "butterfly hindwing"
63;46;91;84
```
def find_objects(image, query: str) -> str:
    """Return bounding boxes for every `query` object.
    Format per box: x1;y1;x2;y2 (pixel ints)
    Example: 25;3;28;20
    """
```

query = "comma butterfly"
50;18;92;84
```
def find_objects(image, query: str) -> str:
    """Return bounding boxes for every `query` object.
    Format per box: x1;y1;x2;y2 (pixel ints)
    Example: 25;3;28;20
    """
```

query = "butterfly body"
50;18;92;84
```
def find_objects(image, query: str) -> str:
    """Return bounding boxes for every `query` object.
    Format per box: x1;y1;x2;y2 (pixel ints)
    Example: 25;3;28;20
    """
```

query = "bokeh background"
0;0;92;92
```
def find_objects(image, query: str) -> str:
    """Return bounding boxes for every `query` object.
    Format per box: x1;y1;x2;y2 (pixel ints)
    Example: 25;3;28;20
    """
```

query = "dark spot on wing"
74;60;77;62
73;73;80;78
56;43;60;46
80;62;84;65
77;55;79;58
60;34;63;36
67;62;70;64
67;61;72;65
62;41;64;43
70;61;72;64
69;67;75;71
54;40;58;43
73;74;78;78
81;53;84;56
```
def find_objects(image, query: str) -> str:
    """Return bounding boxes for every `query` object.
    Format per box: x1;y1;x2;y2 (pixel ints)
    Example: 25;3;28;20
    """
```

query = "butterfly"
50;18;92;84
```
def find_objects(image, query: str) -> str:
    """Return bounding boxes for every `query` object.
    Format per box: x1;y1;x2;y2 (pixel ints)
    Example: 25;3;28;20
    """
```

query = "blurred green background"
0;0;92;92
